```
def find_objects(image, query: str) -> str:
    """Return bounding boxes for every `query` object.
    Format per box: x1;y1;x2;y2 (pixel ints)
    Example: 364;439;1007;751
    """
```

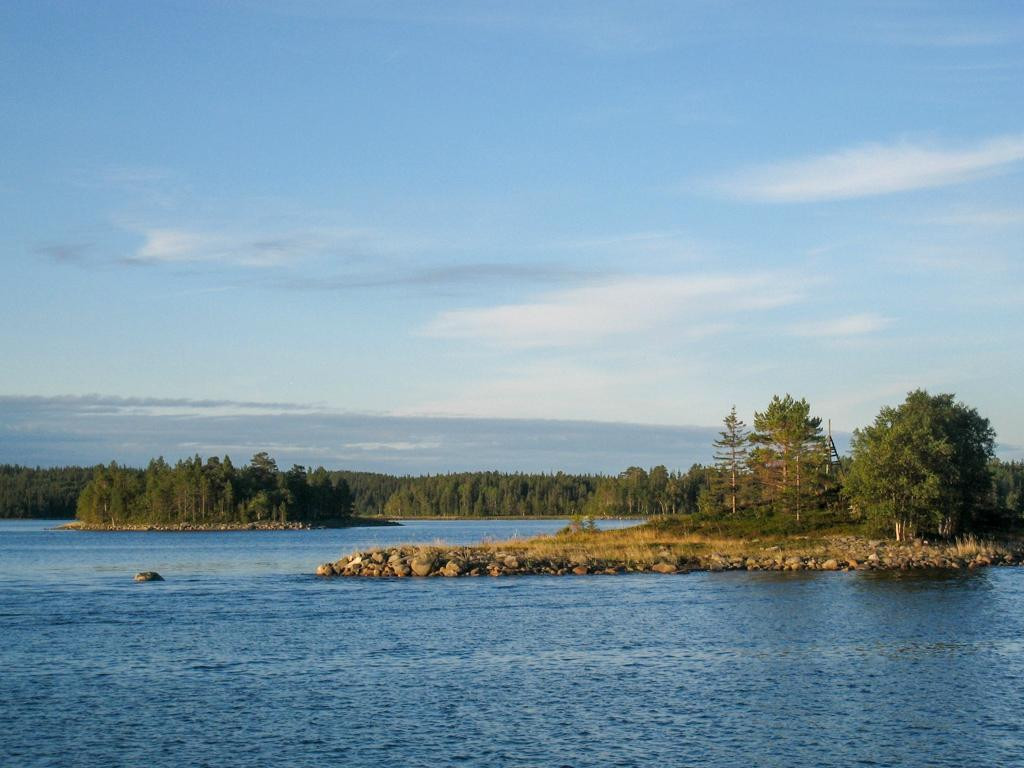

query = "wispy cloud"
342;440;442;452
48;220;588;293
422;273;803;347
792;313;892;338
35;243;93;265
123;226;369;268
713;134;1024;203
0;394;321;417
133;229;216;264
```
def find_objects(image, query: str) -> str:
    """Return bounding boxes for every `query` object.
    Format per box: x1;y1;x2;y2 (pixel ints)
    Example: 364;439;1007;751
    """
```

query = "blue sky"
1;1;1022;471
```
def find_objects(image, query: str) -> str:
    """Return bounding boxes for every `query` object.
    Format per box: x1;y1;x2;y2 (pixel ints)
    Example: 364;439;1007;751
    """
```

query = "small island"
68;452;397;531
318;523;1022;578
320;390;1024;578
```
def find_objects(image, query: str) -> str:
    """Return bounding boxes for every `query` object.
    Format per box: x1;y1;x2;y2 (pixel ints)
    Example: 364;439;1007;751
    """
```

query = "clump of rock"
134;571;164;582
316;536;1024;579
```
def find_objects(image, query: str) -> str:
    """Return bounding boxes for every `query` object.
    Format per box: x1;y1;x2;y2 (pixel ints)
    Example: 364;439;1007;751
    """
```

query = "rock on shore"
316;536;1024;579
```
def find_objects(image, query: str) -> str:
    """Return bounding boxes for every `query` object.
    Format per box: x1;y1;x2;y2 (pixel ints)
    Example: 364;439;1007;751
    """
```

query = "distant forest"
2;389;1024;538
2;455;1023;529
0;465;95;519
1;458;711;523
335;466;709;519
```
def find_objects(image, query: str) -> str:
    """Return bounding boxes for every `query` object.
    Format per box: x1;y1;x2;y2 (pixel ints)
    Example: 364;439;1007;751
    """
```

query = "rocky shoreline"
317;536;1024;578
61;516;399;532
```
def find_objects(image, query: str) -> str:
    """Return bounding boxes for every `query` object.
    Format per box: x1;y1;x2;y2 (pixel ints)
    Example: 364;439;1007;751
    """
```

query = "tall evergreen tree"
750;395;826;522
712;406;750;516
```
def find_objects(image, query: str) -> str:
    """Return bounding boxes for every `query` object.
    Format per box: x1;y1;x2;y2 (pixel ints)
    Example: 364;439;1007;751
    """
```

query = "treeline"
3;461;713;522
76;453;352;527
0;465;95;518
373;471;597;518
5;388;1024;541
332;471;405;517
993;460;1024;526
700;390;1024;540
338;465;713;519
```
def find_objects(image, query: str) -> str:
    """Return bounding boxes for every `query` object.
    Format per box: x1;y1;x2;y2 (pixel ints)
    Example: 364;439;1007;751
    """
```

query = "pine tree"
750;395;826;522
712;406;750;516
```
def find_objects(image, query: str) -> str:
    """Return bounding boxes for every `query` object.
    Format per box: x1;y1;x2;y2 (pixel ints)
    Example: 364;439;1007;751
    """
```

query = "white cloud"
342;441;442;452
137;229;217;263
793;313;892;337
127;226;373;268
422;273;803;347
714;134;1024;202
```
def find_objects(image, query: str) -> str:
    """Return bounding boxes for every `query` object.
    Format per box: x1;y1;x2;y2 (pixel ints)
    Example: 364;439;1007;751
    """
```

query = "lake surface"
2;519;1023;767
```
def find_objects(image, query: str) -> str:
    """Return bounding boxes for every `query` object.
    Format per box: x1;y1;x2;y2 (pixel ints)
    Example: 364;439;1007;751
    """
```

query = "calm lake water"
2;519;1023;767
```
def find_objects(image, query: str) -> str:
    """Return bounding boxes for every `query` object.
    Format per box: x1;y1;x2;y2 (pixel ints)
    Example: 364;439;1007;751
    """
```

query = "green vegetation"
992;460;1024;528
0;461;711;522
70;456;710;527
679;390;1019;542
75;453;353;527
5;389;1023;543
321;390;1023;578
374;466;710;519
699;394;842;524
0;465;94;518
845;390;996;540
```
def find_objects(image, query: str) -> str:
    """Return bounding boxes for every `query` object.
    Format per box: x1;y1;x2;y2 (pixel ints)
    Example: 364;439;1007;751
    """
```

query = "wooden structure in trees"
825;419;842;476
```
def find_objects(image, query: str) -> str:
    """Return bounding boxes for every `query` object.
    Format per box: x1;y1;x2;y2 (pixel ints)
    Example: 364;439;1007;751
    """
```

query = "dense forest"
993;460;1024;527
75;453;353;527
1;460;712;523
69;460;713;526
369;466;708;518
3;389;1023;538
0;465;95;518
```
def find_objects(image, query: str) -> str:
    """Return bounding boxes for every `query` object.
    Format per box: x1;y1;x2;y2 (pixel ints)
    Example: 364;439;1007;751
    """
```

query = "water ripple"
2;520;1024;766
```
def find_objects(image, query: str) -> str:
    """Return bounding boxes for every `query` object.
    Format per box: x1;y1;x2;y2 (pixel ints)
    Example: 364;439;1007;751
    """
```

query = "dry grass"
369;520;1019;568
953;534;986;557
464;523;811;565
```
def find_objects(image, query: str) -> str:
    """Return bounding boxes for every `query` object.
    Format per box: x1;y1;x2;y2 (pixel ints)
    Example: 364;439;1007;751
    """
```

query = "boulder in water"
134;571;164;582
